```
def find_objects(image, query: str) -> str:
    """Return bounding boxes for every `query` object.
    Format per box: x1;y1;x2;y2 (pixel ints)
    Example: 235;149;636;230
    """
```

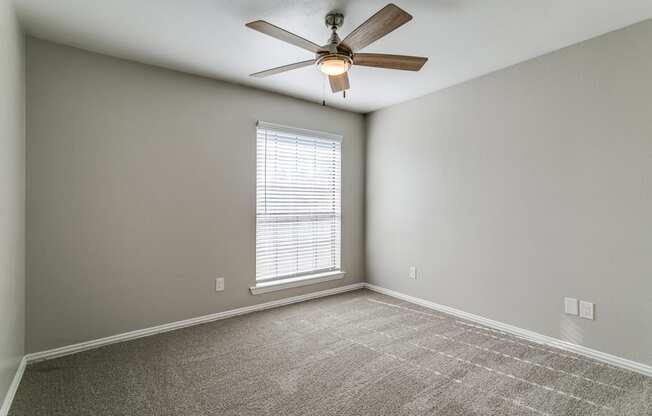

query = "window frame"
251;121;344;293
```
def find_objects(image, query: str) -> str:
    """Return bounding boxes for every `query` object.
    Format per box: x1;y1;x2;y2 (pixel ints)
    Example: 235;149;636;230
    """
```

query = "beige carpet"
9;289;652;415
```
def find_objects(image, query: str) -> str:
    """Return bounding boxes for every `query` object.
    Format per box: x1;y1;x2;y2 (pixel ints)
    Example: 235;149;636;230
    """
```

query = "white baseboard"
363;283;652;377
0;356;26;416
25;282;364;364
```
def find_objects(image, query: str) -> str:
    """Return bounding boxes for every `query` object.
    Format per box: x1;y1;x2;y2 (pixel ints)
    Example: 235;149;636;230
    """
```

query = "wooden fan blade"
246;20;323;53
340;4;412;52
250;60;315;78
329;73;350;93
353;53;428;71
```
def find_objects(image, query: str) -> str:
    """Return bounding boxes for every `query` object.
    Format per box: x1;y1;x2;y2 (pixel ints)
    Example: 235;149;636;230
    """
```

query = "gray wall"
366;19;652;366
0;0;25;401
26;38;366;353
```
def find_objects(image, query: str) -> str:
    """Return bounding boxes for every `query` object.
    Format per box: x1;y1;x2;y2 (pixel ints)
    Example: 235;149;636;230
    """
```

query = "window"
256;121;342;286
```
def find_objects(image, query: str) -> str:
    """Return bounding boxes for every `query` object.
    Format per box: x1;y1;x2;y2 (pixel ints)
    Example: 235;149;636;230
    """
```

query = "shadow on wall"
559;315;584;346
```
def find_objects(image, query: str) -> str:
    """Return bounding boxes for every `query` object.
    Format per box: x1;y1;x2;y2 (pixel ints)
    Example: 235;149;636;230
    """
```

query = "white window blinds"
256;121;342;283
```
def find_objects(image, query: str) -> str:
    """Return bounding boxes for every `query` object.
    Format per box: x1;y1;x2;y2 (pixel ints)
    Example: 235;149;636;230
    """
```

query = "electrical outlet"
409;266;417;280
215;277;224;292
564;297;578;316
579;301;594;320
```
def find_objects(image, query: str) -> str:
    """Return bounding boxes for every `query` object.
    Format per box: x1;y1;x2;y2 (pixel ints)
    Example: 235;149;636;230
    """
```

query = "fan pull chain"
322;75;326;106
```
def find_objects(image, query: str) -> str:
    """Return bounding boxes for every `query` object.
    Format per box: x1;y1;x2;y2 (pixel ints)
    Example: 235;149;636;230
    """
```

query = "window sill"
250;271;346;295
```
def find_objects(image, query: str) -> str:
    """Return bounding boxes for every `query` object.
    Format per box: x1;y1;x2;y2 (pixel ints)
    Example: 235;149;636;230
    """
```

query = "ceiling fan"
245;3;428;95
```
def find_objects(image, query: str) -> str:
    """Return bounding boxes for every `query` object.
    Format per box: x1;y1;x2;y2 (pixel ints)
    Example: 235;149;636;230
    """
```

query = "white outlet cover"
215;277;224;292
580;301;594;320
564;297;579;315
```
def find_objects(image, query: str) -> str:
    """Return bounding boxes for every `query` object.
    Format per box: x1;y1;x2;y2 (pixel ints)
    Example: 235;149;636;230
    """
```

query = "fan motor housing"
315;53;352;69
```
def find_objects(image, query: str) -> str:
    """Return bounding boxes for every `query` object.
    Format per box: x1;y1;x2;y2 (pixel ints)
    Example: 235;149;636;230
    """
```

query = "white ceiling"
14;0;652;113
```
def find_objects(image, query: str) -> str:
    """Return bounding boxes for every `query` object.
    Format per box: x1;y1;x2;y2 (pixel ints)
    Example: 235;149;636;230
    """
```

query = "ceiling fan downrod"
324;12;344;53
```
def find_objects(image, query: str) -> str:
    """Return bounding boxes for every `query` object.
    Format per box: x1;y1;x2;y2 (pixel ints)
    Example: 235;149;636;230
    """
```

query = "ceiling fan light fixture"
246;4;428;95
317;55;351;76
